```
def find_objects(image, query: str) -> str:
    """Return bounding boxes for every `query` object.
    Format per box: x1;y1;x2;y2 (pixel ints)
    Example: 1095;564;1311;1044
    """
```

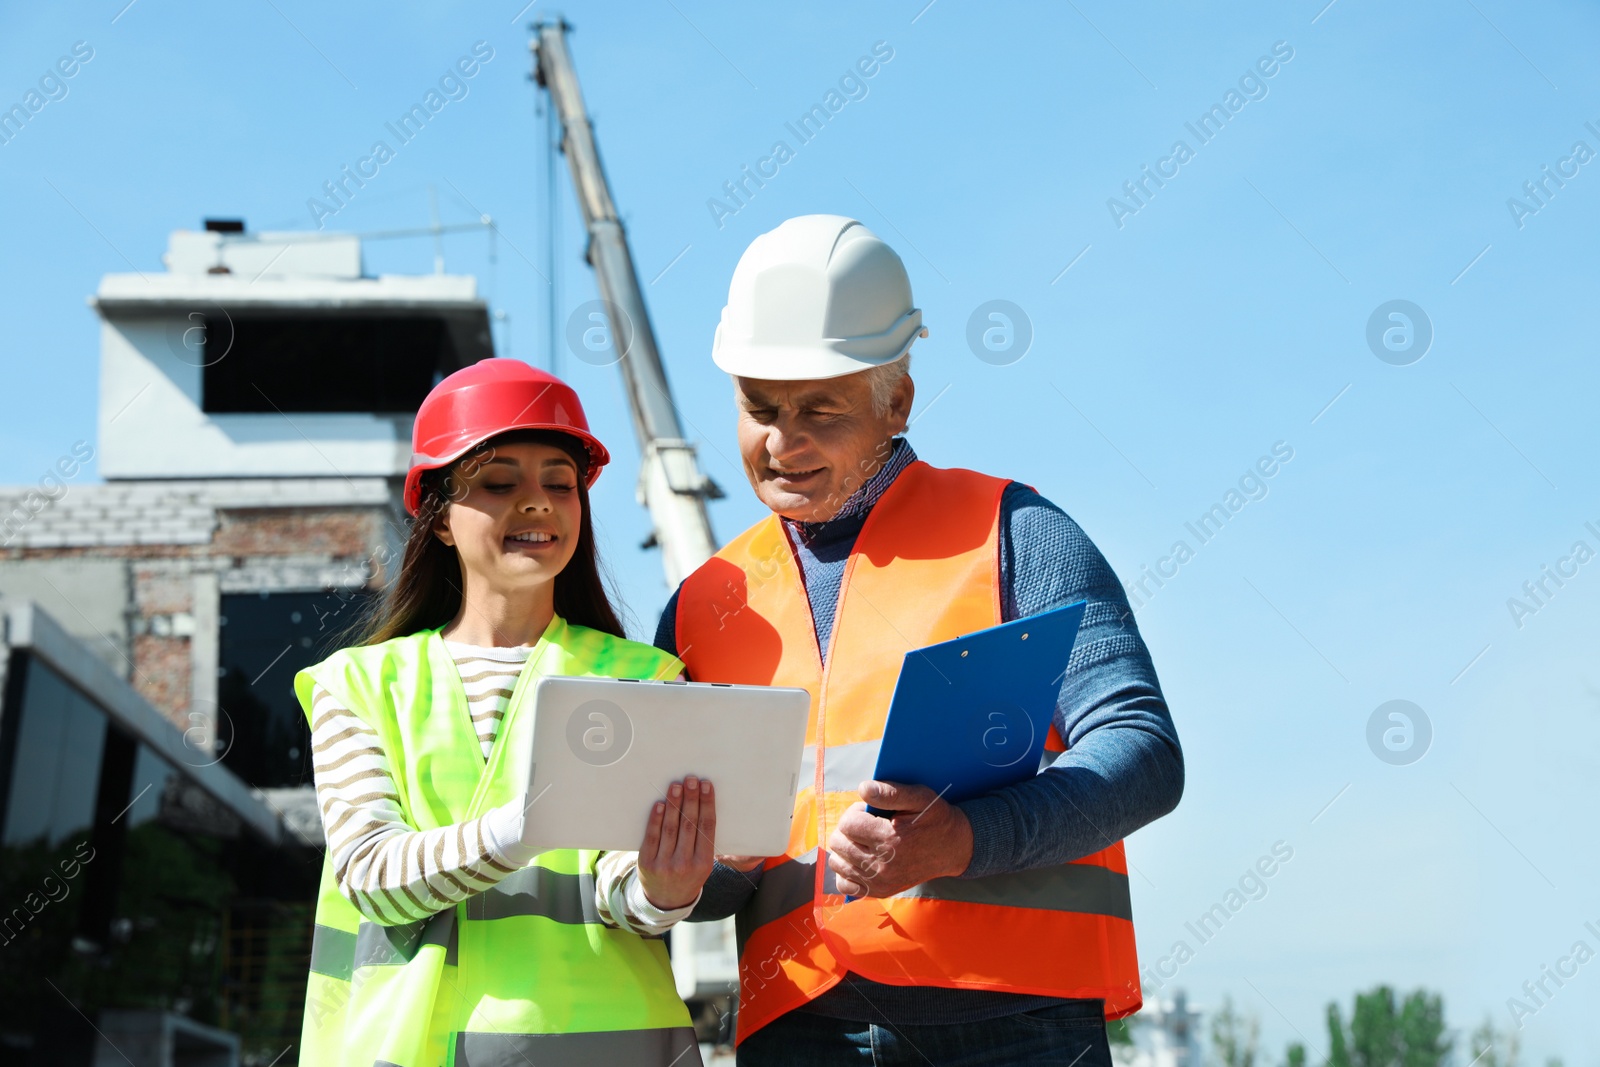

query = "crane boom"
531;21;740;1009
531;20;721;588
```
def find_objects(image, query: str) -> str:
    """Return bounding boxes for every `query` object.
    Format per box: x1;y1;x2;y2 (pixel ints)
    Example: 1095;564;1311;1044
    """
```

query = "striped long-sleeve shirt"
309;639;695;934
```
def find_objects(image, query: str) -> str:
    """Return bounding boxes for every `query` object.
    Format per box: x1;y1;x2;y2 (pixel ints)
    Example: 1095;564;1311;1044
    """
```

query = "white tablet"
521;675;810;856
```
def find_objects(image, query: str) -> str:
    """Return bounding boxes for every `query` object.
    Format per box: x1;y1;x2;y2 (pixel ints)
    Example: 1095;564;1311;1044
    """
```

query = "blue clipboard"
864;600;1087;816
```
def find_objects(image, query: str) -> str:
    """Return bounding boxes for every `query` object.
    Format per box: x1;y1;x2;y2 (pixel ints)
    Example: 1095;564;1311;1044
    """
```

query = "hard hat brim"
712;308;924;381
402;425;609;516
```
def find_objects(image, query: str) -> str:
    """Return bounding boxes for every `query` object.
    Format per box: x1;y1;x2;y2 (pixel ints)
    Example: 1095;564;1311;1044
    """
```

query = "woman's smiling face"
430;439;584;597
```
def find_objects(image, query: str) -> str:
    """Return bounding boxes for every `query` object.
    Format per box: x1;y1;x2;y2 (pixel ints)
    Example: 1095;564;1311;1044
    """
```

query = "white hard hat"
712;214;925;380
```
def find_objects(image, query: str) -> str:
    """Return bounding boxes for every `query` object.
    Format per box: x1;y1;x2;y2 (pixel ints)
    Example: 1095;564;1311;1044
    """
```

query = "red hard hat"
403;358;611;516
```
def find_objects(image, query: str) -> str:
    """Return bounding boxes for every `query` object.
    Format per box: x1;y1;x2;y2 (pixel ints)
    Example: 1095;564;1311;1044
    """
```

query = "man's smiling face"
733;370;913;523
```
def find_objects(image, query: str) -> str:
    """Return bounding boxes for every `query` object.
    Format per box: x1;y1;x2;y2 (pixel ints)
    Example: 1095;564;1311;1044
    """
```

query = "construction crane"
530;19;740;1017
531;19;723;589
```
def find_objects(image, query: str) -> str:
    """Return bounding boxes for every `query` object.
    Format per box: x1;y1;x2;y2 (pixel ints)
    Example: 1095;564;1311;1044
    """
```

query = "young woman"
295;359;719;1067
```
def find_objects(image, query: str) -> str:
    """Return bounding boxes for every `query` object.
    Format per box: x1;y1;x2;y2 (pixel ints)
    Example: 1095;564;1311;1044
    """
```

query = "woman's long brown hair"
342;429;627;647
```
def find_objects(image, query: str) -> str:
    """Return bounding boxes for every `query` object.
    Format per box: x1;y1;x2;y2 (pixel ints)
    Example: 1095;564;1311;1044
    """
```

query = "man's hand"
637;776;717;910
826;780;974;898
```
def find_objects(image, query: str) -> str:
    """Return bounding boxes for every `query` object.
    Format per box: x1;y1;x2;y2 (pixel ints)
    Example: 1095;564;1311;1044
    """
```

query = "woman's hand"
637;776;718;911
716;854;764;872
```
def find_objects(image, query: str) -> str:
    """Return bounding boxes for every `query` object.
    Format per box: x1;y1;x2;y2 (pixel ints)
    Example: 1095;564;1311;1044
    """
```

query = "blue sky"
4;0;1598;1060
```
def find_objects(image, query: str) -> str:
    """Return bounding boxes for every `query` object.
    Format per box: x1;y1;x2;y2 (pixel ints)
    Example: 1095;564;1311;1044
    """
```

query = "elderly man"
656;215;1183;1066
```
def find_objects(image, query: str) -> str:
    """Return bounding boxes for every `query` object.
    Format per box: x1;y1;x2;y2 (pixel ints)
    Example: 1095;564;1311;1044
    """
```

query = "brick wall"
0;480;403;740
213;508;385;559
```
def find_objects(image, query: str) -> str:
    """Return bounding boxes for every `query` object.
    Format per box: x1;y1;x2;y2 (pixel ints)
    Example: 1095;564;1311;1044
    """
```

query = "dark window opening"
0;652;320;1066
0;657;106;851
216;589;375;789
201;313;455;413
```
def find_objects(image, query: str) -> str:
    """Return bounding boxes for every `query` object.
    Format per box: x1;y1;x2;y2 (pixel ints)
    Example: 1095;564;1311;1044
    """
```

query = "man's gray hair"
864;354;912;417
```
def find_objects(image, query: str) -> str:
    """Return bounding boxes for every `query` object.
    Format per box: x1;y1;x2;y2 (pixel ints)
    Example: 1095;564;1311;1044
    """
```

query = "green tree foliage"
1467;1017;1520;1067
1328;1002;1350;1067
1212;996;1260;1067
1325;986;1450;1067
1284;1043;1306;1067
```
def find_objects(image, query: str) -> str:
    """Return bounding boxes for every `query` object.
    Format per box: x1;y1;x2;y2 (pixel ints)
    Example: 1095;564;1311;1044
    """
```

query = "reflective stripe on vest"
452;1026;700;1066
310;909;458;981
292;617;698;1067
677;461;1142;1042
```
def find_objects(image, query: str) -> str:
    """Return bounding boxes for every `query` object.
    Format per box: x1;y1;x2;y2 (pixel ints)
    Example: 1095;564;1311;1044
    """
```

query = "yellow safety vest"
294;616;700;1067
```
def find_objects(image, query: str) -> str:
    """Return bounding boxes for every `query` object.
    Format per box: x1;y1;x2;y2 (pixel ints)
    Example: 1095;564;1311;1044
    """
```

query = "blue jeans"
735;1001;1114;1066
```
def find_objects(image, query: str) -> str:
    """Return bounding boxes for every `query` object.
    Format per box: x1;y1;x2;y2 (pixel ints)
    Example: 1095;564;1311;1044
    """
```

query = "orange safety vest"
676;461;1141;1043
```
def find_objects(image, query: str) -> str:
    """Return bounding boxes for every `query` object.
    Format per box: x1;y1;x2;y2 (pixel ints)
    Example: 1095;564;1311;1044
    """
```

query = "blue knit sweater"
655;439;1184;1025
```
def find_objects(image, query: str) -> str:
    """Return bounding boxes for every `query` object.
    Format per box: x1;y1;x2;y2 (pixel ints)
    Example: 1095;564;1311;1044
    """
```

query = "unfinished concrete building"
0;221;493;1064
